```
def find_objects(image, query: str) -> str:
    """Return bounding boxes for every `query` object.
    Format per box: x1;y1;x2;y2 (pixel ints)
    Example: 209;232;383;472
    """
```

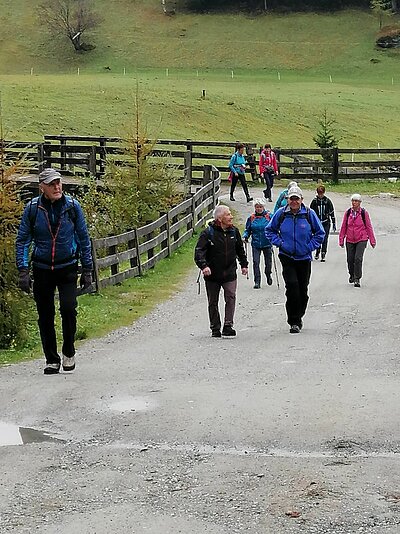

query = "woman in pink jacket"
339;193;376;288
259;143;278;202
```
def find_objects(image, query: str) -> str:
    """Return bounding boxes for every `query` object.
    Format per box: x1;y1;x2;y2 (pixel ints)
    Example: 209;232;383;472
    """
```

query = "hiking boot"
315;251;320;261
222;325;236;337
268;198;273;202
289;325;301;334
349;276;354;284
211;329;222;338
230;196;235;201
321;253;326;262
44;363;60;375
354;279;361;288
62;354;76;372
246;197;253;203
253;283;261;289
266;275;273;286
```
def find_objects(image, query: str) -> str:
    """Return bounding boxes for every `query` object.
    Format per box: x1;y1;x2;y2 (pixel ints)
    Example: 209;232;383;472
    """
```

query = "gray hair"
253;197;266;207
213;204;230;220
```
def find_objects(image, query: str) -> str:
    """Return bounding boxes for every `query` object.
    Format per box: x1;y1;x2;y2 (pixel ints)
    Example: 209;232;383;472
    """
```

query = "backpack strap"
346;207;366;228
28;197;39;234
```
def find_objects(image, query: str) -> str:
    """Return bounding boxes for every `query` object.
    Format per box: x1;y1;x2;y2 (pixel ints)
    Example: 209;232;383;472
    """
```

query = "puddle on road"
0;422;63;447
108;396;155;413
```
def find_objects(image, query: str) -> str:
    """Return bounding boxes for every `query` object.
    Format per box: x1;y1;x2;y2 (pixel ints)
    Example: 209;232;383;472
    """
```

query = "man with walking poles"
266;185;325;334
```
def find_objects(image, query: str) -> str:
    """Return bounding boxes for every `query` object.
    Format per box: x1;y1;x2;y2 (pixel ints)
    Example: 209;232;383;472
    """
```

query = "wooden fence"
5;136;400;184
91;165;220;291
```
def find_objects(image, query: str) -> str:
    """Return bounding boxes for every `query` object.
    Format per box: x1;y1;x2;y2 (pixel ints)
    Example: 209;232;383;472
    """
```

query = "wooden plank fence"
5;136;400;184
91;165;220;291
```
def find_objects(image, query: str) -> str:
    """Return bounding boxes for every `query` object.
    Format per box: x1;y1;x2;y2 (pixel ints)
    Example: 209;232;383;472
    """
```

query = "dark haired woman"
259;143;278;202
229;143;253;203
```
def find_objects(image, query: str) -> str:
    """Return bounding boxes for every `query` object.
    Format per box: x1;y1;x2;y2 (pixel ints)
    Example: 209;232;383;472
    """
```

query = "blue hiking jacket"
273;189;288;213
16;194;93;271
266;205;325;261
243;210;272;249
229;151;246;175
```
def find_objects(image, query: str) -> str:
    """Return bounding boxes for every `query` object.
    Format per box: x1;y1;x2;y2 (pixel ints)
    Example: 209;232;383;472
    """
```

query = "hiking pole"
244;240;249;280
272;247;280;289
196;269;202;295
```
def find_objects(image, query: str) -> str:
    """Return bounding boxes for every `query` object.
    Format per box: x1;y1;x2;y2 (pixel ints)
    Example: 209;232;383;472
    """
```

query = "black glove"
80;269;92;290
19;268;32;294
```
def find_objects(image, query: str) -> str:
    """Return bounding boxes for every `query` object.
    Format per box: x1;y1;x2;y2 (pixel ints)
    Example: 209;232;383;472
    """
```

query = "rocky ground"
0;188;399;533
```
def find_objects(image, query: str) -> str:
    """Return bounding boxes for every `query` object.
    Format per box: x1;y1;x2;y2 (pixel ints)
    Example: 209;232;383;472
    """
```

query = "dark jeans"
230;173;250;200
316;221;330;255
252;246;272;285
346;241;367;280
279;254;311;327
205;279;237;331
33;264;78;364
262;171;274;201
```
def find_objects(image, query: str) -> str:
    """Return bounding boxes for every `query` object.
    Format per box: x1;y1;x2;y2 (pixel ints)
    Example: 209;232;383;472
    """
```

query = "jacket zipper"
42;207;63;271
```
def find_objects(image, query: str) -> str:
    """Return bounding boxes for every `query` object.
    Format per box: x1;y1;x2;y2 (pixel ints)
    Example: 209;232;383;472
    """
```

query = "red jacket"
259;149;278;174
339;208;376;247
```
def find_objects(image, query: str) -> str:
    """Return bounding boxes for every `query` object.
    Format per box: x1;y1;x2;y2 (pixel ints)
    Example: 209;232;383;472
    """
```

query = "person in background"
273;180;298;213
266;185;325;334
310;185;336;262
259;143;278;202
16;168;93;375
194;205;248;338
229;143;253;203
338;193;376;288
243;198;273;289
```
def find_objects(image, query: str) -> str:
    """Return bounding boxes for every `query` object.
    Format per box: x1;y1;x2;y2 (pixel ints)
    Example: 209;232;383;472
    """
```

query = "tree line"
180;0;398;12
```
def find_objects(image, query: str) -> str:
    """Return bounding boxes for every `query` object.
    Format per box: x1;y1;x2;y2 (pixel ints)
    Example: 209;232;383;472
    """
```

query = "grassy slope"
0;2;399;145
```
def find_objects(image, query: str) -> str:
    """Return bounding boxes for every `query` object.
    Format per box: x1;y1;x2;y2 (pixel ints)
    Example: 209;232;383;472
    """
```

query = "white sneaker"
62;354;75;372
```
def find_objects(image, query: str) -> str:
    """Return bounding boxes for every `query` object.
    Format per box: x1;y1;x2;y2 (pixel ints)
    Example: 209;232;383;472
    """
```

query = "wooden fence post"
332;147;339;184
166;212;172;256
89;145;97;177
60;138;66;171
134;228;142;276
91;239;100;292
99;137;106;175
203;164;212;185
37;144;45;173
183;150;192;197
109;244;118;276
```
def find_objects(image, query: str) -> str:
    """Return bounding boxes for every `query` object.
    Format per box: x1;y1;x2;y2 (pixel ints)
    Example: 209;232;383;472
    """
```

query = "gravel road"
0;187;399;533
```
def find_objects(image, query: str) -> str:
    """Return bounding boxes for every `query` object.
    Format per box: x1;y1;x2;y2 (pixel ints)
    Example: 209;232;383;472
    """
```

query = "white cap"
351;193;362;201
287;185;303;199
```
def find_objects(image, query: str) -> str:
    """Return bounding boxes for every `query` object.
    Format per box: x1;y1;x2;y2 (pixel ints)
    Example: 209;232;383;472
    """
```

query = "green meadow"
0;1;399;146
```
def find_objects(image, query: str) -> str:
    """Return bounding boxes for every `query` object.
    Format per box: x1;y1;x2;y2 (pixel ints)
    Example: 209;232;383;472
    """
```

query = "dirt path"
1;188;399;533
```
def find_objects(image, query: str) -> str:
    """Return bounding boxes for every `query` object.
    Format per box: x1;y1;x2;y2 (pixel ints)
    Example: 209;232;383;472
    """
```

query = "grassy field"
0;2;399;146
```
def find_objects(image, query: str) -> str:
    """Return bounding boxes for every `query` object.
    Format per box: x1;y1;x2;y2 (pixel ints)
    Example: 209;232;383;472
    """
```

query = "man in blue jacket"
266;185;325;333
16;168;93;374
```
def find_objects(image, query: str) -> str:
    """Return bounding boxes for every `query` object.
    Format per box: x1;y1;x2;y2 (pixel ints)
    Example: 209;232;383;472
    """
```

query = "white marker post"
77;67;80;76
231;70;234;79
166;68;169;77
392;77;394;85
30;67;33;76
123;67;126;76
329;74;332;83
278;72;281;81
378;142;381;159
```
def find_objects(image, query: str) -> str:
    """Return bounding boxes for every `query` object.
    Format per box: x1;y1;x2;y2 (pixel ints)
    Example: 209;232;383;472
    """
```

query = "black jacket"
194;223;248;282
310;196;336;225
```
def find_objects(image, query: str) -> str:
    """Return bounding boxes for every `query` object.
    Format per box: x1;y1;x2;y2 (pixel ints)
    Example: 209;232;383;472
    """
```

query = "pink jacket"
259;149;278;174
339;208;376;247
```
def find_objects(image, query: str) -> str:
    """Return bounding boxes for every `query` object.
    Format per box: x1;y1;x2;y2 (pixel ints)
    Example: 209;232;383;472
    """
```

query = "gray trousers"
346;241;367;280
205;279;237;331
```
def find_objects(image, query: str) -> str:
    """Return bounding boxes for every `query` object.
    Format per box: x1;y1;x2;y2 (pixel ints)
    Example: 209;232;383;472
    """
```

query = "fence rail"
5;136;400;185
91;165;220;291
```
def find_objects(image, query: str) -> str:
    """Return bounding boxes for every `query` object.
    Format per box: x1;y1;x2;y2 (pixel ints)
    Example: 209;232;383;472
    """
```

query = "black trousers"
279;254;311;327
33;265;78;364
346;241;367;280
262;171;274;201
230;173;250;200
316;221;330;255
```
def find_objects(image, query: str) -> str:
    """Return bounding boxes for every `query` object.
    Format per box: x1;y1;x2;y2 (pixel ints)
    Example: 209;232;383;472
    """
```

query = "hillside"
0;1;399;146
1;0;399;75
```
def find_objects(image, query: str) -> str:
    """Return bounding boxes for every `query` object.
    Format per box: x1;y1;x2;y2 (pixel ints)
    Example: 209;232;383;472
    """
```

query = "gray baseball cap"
38;168;62;184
